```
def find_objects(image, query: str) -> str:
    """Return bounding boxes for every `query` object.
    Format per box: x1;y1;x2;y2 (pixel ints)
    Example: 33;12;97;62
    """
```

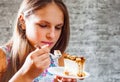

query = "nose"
46;28;55;39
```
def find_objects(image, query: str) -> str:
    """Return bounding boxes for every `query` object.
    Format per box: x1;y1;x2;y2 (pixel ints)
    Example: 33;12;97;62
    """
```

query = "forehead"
26;2;64;24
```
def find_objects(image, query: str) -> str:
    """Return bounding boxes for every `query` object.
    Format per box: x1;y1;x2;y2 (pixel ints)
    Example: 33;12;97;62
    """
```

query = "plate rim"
48;66;90;79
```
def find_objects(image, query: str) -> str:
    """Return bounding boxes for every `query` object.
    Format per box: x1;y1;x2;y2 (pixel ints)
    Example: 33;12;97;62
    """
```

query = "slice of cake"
64;54;86;77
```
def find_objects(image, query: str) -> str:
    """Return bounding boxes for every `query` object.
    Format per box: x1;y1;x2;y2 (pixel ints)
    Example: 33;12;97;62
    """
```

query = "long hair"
2;0;70;81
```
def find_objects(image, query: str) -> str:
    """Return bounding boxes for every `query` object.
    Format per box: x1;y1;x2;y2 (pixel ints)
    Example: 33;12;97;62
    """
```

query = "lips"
41;41;54;46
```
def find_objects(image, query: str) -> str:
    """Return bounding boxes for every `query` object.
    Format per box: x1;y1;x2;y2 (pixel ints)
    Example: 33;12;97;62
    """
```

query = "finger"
60;77;77;82
55;76;77;82
31;47;50;57
54;76;62;82
41;44;49;48
72;79;77;82
34;44;49;51
40;57;51;67
34;56;51;69
41;52;50;59
34;44;49;49
38;53;50;60
55;76;62;80
61;78;73;82
53;76;58;82
34;53;50;63
36;47;50;55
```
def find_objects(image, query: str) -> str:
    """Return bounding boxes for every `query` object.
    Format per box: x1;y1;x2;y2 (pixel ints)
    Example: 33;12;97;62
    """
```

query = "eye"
38;23;48;28
55;24;63;30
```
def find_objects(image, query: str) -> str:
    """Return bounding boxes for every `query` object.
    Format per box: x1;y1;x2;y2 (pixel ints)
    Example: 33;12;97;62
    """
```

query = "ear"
18;14;26;30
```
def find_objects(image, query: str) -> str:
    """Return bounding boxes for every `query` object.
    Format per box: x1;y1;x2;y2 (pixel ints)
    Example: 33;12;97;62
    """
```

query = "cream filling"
64;59;79;76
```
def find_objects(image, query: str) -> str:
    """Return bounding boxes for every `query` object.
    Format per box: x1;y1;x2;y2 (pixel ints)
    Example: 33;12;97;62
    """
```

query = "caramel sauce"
64;71;69;75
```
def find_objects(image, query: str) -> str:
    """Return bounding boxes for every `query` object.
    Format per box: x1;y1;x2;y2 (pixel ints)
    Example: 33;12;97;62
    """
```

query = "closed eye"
55;24;63;30
38;23;48;28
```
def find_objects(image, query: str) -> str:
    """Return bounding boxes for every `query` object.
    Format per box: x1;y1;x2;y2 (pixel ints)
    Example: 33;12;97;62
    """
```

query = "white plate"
48;67;90;79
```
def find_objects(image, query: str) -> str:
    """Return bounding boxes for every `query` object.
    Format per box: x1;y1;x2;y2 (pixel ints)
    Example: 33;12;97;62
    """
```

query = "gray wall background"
0;0;120;82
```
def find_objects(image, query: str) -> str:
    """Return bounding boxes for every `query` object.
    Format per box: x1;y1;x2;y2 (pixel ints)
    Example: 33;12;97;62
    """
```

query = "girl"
0;0;76;82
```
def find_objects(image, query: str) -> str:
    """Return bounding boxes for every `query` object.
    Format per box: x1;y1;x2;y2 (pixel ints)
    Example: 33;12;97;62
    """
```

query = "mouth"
41;41;54;46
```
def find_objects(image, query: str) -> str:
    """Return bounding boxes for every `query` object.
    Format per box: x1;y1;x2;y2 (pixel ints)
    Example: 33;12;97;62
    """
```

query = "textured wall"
0;0;120;82
0;0;22;44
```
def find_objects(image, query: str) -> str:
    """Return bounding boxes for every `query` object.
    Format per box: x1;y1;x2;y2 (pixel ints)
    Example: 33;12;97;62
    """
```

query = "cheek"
25;25;39;46
56;34;60;41
57;31;62;38
55;31;61;42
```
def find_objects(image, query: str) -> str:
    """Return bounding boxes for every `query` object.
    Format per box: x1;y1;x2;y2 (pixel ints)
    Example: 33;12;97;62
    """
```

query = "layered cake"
64;54;86;77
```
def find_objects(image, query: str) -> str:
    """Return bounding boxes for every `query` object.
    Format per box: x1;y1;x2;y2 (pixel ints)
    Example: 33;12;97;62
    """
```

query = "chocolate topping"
64;54;86;62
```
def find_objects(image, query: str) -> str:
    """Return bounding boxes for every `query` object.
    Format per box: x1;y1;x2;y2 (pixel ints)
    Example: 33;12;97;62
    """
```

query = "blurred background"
0;0;120;82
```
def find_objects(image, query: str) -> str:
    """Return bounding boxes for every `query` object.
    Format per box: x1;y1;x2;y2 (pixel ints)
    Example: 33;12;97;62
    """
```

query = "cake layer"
64;54;86;77
64;59;79;76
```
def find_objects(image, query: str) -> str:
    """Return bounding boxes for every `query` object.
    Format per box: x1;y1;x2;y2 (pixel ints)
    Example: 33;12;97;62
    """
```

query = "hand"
9;45;51;82
20;45;51;79
54;76;77;82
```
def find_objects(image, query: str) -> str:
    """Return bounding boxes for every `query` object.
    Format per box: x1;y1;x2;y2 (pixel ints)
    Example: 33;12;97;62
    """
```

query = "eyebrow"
37;20;64;26
37;20;49;24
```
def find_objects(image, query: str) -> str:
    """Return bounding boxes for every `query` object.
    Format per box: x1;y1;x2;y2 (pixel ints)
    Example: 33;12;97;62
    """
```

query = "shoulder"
0;48;6;58
0;47;7;72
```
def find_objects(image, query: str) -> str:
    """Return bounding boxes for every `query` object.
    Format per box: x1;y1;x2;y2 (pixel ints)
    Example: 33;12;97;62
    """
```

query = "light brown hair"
2;0;70;81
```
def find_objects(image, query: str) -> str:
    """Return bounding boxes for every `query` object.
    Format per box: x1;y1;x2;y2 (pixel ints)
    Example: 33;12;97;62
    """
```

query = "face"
23;3;64;49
